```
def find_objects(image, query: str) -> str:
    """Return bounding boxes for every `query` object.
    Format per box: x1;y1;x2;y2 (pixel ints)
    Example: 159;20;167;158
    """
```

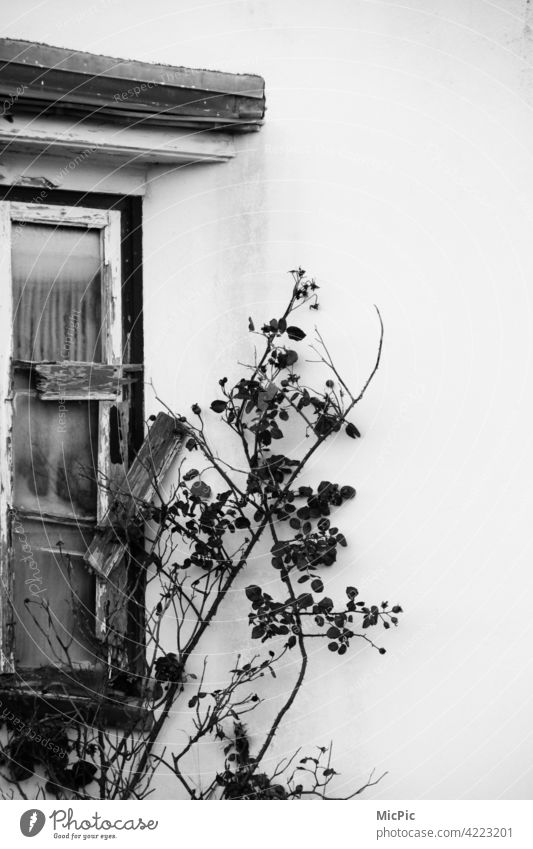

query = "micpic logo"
20;810;46;837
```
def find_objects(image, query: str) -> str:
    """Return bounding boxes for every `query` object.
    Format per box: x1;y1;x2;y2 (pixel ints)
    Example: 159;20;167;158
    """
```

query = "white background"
3;800;533;847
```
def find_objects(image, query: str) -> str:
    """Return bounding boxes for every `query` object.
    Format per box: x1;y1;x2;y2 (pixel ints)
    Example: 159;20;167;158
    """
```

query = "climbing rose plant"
0;269;402;801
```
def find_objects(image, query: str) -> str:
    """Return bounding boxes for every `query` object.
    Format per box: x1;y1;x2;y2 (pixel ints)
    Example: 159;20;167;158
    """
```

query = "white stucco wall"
3;0;533;800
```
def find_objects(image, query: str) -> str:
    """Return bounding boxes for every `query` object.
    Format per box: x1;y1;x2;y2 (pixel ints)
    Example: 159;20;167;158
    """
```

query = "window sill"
0;669;153;730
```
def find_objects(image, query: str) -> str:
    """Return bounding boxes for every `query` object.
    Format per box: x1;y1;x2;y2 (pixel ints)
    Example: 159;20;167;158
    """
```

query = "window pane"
12;223;102;362
13;393;99;519
11;518;96;669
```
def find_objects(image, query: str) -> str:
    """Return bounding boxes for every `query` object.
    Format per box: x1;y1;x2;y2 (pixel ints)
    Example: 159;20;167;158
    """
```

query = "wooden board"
35;362;134;401
85;413;184;578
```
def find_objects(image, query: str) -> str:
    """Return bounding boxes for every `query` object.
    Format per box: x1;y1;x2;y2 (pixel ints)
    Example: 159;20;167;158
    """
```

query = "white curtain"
12;223;103;362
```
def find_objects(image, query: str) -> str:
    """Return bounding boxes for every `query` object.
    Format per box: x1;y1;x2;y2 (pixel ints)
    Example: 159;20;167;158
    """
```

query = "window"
0;193;151;719
0;40;265;728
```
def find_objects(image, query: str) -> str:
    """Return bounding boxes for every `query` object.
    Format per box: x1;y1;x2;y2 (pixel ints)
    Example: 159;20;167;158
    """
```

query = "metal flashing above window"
0;38;265;133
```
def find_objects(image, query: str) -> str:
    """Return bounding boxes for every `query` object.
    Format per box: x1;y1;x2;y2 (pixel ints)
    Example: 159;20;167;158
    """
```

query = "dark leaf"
340;485;356;500
286;326;306;341
297;593;313;609
191;480;211;500
70;761;98;789
346;422;361;439
210;399;228;414
235;516;251;529
245;585;262;602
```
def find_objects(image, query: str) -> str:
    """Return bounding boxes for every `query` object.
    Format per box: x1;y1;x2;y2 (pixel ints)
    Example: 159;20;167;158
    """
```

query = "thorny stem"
251;517;308;771
124;282;385;800
4;275;392;802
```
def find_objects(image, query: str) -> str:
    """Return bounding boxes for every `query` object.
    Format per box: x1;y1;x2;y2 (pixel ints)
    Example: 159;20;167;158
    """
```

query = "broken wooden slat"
95;564;129;655
34;362;138;401
84;413;184;578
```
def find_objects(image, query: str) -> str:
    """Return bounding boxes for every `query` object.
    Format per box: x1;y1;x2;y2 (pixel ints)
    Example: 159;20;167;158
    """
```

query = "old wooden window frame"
0;188;156;723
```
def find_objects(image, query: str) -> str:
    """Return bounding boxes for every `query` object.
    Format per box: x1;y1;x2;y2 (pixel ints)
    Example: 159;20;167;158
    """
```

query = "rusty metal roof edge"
0;38;266;99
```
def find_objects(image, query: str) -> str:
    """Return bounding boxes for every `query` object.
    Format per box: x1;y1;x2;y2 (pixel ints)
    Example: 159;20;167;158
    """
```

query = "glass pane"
11;518;96;669
13;368;36;391
12;223;102;362
13;393;98;519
